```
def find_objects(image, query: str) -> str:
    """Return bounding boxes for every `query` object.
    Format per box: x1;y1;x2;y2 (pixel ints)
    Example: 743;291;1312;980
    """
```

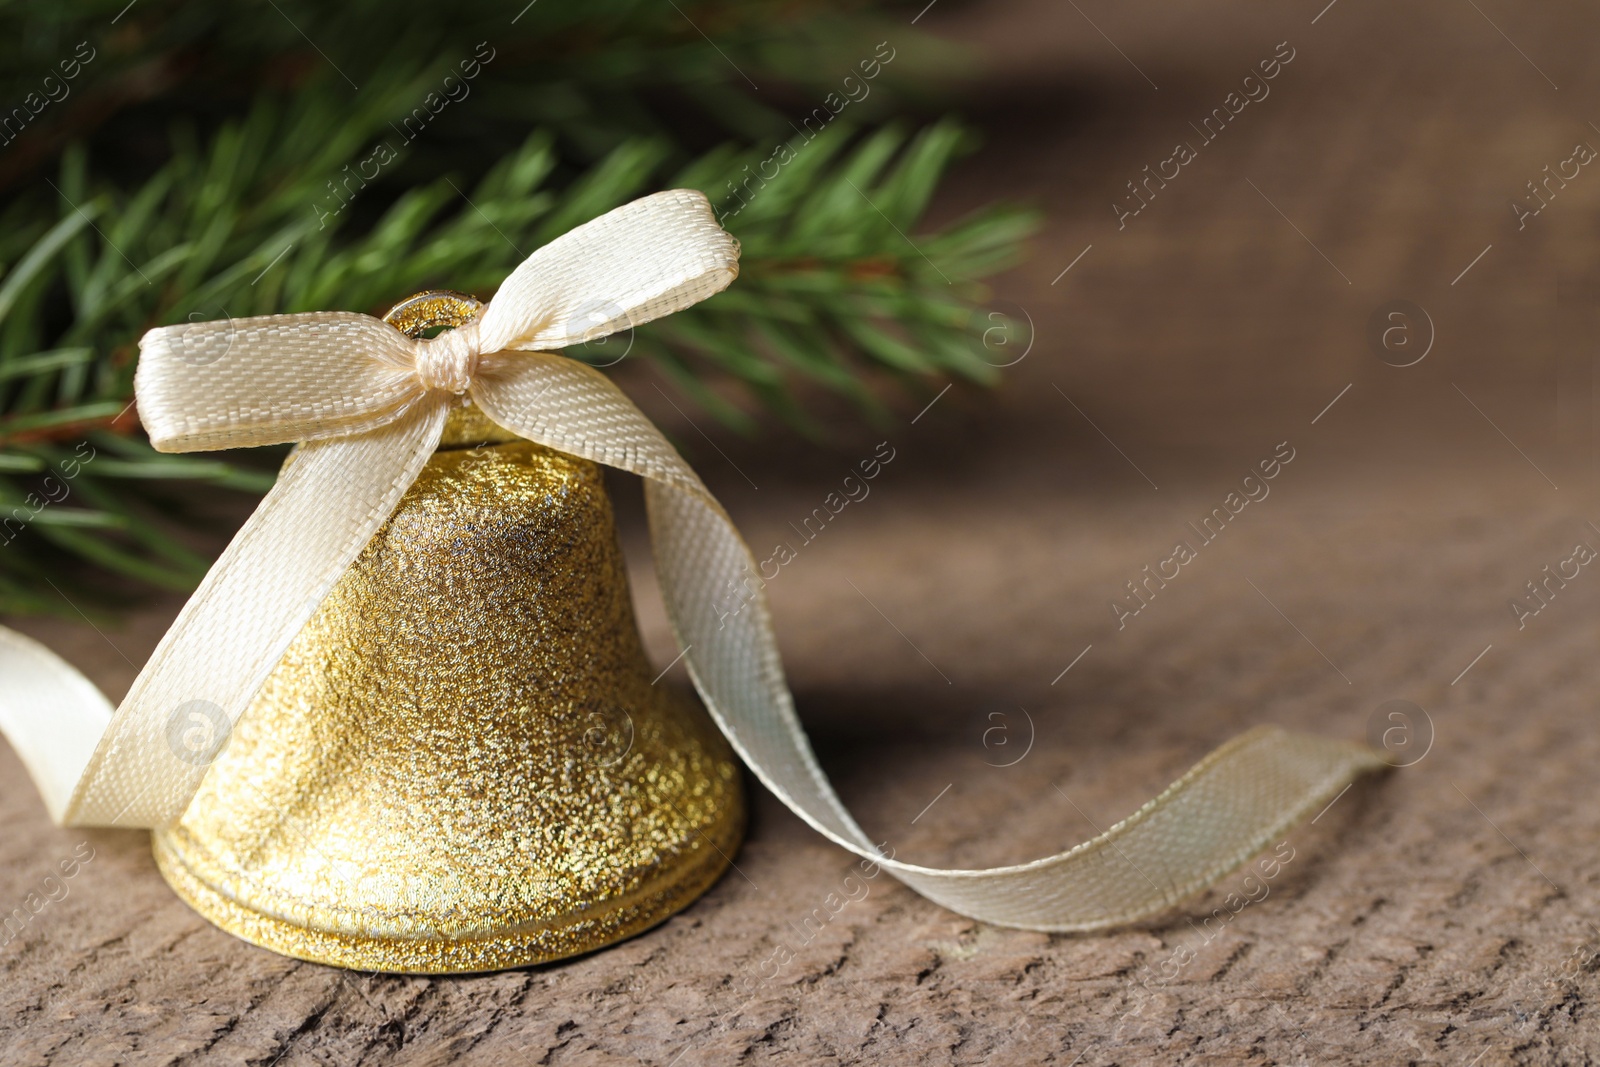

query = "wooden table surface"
6;1;1600;1063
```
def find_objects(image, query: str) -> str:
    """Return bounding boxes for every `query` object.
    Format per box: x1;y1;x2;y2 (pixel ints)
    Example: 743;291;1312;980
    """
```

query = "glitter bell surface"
150;294;745;973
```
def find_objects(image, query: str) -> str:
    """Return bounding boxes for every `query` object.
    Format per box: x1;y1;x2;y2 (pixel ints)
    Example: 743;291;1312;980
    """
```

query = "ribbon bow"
0;189;1383;930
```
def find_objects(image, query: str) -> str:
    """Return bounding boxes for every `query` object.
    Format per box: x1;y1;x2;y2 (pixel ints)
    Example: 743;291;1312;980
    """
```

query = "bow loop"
475;189;738;354
136;312;424;453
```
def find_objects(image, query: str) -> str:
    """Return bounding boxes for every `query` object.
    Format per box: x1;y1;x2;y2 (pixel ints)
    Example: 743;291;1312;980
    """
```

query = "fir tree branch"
0;1;1032;613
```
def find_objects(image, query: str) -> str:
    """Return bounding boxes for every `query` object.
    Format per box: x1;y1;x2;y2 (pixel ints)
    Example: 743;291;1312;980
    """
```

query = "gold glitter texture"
151;294;744;973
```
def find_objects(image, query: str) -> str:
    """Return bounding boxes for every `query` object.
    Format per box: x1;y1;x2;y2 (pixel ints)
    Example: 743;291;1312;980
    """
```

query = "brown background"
6;0;1600;1063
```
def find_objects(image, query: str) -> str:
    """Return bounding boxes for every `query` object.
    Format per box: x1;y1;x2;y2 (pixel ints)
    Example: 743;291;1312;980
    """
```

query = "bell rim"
151;792;744;975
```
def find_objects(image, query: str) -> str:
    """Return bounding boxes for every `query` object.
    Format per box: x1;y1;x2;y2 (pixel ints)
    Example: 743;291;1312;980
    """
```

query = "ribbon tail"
0;401;448;829
877;726;1382;930
647;480;1387;929
0;629;115;824
477;358;1387;931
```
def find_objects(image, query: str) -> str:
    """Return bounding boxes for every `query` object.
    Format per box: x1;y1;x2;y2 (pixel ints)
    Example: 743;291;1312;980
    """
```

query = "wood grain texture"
7;0;1600;1062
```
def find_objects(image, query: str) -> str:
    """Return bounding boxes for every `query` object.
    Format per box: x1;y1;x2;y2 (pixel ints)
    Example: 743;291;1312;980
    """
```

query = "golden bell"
150;293;745;974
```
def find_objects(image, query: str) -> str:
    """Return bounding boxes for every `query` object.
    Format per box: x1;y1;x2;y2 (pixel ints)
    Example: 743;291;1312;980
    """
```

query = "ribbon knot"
414;321;480;394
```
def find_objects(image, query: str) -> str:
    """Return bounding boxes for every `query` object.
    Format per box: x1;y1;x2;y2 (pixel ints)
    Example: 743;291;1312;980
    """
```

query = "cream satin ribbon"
0;189;1384;931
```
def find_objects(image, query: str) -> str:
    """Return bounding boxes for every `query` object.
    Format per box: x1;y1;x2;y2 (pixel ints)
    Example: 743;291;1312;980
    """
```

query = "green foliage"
0;0;1035;612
